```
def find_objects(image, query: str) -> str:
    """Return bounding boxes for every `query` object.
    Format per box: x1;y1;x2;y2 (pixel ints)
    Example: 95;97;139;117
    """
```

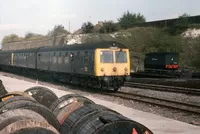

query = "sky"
0;0;200;47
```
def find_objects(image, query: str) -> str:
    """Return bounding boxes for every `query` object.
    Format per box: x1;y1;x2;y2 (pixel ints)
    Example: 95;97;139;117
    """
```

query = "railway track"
103;91;200;115
125;82;200;96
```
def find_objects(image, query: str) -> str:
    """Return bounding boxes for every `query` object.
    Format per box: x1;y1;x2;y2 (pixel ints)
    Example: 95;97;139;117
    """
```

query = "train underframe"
52;73;130;92
0;65;130;92
143;68;183;78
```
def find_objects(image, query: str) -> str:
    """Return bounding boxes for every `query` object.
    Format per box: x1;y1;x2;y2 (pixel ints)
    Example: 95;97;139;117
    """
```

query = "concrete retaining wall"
2;35;66;51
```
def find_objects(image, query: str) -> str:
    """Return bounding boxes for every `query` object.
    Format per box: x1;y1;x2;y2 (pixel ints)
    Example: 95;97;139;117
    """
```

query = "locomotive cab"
94;43;130;91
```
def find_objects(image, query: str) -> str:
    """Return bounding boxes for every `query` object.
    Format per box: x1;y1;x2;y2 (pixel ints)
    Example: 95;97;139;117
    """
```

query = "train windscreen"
100;51;114;63
115;51;127;63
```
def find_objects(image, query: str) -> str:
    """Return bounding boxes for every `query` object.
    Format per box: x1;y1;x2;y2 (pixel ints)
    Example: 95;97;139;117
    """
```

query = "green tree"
81;22;94;33
118;11;146;29
2;34;20;44
47;24;70;37
99;21;120;33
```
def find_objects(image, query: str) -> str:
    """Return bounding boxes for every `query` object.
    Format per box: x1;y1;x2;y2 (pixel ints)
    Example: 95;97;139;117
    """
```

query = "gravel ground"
1;71;200;126
131;78;200;89
121;87;200;106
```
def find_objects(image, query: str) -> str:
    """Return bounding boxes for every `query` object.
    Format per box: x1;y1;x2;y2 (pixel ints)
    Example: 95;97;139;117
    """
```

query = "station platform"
0;74;199;134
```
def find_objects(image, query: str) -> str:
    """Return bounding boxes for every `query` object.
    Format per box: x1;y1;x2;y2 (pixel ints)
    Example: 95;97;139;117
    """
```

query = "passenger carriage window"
59;52;62;57
100;51;113;63
58;52;63;64
52;52;57;64
85;51;88;56
84;51;89;65
25;54;27;60
38;53;40;61
64;52;69;64
65;52;68;56
23;53;25;60
77;51;80;57
76;51;80;63
115;51;127;63
70;52;75;63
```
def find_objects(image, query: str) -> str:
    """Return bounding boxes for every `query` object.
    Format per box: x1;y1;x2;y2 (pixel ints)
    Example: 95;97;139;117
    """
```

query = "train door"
48;52;51;70
89;51;94;75
70;52;75;73
84;51;89;74
11;53;14;66
25;53;28;68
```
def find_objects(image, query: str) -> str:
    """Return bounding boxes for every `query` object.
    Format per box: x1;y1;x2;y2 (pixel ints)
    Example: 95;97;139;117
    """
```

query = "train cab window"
115;51;127;63
100;51;113;63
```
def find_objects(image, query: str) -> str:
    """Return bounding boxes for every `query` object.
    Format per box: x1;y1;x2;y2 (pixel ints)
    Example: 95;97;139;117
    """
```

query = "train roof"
0;47;41;53
37;41;127;52
0;41;128;53
13;47;42;53
0;50;14;54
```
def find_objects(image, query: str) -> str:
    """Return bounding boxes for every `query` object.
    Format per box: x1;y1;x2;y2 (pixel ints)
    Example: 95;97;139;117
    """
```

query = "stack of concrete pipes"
0;80;153;134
